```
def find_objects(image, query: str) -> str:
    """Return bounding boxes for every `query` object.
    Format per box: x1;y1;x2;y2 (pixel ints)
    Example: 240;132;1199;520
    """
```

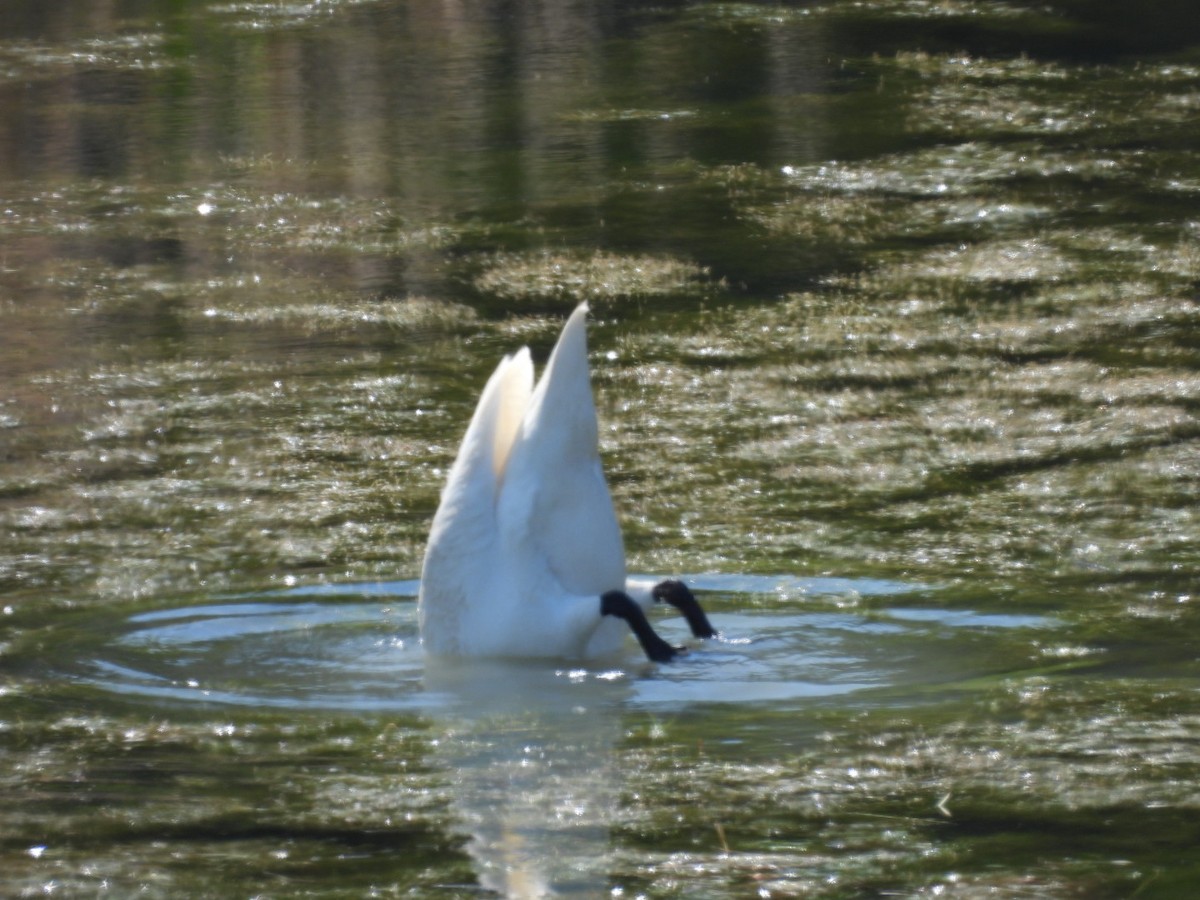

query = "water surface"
2;0;1199;896
64;575;1048;712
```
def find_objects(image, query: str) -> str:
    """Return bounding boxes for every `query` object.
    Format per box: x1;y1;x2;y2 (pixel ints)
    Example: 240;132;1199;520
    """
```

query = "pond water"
2;0;1199;897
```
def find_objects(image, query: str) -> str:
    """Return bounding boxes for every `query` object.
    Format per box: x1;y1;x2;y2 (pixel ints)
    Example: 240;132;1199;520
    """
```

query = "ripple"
70;576;1055;714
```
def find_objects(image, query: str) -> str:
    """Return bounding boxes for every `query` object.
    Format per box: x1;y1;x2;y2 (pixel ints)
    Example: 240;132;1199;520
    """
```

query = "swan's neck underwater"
417;303;717;662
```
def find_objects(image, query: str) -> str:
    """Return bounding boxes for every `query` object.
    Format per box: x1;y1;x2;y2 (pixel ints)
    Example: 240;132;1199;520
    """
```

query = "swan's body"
418;303;713;661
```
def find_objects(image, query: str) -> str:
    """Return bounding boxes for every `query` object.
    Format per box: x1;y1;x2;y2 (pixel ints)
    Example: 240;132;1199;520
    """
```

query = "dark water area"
2;0;1200;897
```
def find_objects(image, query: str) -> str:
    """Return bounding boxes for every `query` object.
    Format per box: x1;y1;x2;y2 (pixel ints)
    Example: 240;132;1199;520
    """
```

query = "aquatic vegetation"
0;33;167;80
194;292;477;332
882;50;1200;140
474;250;716;302
209;0;387;31
563;107;700;124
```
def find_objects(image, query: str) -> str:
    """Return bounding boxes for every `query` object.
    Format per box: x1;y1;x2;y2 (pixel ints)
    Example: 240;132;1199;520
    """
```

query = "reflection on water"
63;575;1053;897
3;0;1200;895
424;659;630;898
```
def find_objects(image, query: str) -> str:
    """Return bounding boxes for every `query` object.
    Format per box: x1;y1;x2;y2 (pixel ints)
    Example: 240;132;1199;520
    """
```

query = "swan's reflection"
424;658;638;898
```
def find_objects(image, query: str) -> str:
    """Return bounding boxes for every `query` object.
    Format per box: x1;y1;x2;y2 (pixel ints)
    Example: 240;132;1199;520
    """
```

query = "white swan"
418;303;715;662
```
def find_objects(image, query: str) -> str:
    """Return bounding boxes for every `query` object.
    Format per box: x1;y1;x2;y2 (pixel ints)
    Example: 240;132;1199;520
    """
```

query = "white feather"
418;303;641;659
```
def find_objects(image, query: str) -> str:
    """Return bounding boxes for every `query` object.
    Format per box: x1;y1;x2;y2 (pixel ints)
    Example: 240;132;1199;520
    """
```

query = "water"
56;575;1047;712
2;0;1200;896
20;575;1059;896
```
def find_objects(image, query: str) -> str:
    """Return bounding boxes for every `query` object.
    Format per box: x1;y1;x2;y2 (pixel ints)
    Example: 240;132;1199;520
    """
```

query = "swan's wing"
486;349;535;485
434;346;534;529
419;348;534;652
499;304;626;598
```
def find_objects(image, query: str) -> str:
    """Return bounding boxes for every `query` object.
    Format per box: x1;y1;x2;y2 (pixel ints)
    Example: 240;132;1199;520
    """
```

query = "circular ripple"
69;575;1051;713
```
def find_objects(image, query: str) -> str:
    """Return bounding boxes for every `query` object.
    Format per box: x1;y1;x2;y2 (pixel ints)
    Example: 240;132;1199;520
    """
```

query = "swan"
418;303;715;662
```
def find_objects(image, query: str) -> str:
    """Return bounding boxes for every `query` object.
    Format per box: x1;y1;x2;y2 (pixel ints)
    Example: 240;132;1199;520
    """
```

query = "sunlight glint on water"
2;0;1199;896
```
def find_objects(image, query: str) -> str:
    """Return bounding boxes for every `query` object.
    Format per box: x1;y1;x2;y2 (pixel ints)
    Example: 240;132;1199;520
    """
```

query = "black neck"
600;590;678;662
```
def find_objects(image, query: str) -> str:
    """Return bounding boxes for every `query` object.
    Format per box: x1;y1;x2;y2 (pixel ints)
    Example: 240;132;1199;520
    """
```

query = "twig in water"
936;792;953;818
714;822;731;853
